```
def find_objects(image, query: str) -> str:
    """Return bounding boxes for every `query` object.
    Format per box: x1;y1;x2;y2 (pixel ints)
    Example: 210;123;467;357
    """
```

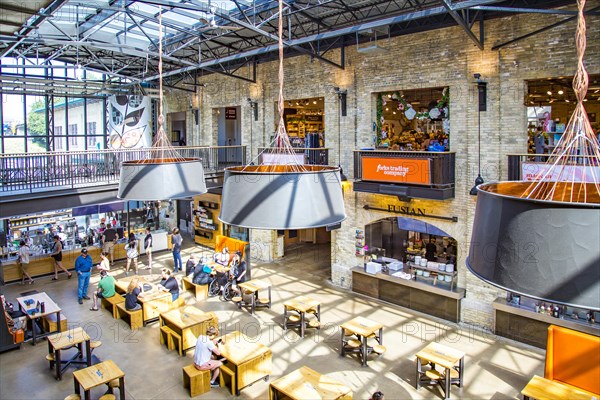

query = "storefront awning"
397;217;449;237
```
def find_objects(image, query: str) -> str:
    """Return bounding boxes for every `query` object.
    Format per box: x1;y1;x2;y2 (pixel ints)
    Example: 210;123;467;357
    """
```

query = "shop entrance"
169;111;187;145
216;106;242;163
364;217;456;264
277;228;331;257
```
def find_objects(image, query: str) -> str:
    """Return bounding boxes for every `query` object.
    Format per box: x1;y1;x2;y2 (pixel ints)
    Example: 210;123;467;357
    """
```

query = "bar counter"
493;298;600;348
352;267;465;322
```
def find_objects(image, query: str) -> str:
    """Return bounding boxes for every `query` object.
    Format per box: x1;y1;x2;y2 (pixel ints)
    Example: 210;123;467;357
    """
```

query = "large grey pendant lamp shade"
467;0;600;311
117;10;206;201
219;0;346;230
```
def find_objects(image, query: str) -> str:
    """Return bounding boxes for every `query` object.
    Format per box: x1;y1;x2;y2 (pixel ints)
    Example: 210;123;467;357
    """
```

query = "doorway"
169;111;187;145
216;106;242;163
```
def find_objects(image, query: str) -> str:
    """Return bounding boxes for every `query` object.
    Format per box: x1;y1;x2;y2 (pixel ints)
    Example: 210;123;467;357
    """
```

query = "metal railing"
353;150;455;187
256;147;329;165
0;146;246;194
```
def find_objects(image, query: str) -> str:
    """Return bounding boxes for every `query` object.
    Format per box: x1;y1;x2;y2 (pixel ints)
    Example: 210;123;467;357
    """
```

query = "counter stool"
98;394;116;400
46;353;55;369
258;297;270;305
372;344;387;355
64;394;81;400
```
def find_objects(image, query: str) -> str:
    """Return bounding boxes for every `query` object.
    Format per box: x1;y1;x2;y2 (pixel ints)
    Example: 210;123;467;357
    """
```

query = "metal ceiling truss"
1;0;581;92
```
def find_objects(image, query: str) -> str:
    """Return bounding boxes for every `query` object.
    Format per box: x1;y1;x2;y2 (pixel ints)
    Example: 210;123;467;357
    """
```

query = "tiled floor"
0;242;544;399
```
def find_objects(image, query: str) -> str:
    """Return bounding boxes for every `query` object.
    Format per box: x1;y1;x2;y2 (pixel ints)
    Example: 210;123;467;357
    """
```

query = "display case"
193;193;223;248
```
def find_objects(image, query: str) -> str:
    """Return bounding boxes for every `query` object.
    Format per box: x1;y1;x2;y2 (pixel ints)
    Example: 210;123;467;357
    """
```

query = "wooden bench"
115;303;143;330
182;364;211;397
182;276;209;301
101;293;125;319
219;364;236;396
160;325;174;350
43;313;68;332
522;375;597;400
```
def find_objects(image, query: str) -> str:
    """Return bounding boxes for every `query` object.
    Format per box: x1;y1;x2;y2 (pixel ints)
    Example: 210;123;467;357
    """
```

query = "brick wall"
166;3;600;328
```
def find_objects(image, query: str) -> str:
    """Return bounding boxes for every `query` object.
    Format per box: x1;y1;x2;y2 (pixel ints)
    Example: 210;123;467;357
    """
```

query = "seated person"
192;262;213;286
185;254;197;277
194;326;222;388
159;268;180;301
213;247;230;266
229;252;248;297
125;277;144;311
90;270;116;311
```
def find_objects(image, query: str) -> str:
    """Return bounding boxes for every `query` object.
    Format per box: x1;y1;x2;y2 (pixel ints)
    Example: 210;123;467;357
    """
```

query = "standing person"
159;268;180;301
102;223;119;266
125;277;143;311
18;240;34;285
193;326;222;388
171;228;183;273
89;270;116;311
125;233;139;276
75;248;93;305
143;228;153;270
425;237;437;261
96;251;110;273
51;236;72;280
229;252;247;298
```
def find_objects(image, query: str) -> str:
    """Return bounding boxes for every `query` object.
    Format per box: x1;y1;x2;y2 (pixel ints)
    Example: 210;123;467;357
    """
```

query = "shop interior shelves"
407;261;457;291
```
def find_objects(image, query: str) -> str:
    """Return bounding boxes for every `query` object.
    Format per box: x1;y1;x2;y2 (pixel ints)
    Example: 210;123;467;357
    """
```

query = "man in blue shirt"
75;248;93;305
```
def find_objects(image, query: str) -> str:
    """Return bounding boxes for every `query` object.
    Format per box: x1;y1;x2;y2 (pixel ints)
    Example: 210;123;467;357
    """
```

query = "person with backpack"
192;261;213;286
125;232;139;276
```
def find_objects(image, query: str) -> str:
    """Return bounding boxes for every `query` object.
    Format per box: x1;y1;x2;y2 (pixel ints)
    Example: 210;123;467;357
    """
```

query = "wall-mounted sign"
305;115;323;122
361;157;431;185
225;107;237;119
522;161;600;182
363;204;458;222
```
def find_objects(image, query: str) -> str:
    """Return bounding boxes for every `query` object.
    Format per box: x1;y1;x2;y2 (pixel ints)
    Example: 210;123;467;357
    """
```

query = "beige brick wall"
166;4;600;328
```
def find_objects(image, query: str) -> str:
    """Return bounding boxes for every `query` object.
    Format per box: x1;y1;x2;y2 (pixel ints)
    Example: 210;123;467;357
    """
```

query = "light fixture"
385;107;389;111
75;64;84;81
313;100;317;105
393;111;396;115
558;90;564;95
547;90;553;96
471;76;486;196
387;94;392;98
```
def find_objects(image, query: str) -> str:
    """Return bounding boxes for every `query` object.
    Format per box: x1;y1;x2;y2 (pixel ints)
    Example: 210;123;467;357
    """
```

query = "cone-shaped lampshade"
467;181;600;310
219;165;346;229
118;158;207;200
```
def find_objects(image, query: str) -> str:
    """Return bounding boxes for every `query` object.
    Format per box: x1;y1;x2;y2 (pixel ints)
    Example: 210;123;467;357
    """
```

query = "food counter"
493;298;600;348
352;267;465;322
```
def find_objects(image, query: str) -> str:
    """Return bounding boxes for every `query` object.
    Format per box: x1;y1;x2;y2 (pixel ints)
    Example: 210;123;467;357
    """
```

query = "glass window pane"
68;98;84;150
87;98;105;149
3;94;25;137
4;137;26;153
26;95;47;152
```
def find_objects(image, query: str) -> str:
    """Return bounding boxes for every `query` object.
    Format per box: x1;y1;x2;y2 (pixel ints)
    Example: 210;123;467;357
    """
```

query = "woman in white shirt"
18;240;34;285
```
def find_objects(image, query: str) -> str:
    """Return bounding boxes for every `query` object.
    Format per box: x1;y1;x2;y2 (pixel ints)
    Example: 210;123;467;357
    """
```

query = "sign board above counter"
361;157;431;185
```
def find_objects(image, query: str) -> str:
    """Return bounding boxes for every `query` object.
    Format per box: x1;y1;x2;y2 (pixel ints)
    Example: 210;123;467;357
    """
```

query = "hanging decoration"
467;0;600;310
219;0;346;230
118;9;207;201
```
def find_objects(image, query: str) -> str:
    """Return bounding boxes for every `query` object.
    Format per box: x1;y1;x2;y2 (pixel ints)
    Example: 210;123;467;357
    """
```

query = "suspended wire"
523;0;600;204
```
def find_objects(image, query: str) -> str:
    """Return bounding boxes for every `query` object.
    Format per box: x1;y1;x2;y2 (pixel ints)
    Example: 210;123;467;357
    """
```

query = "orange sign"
361;157;431;185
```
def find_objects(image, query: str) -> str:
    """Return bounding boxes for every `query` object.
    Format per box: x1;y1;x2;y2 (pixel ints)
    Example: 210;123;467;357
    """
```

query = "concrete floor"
0;242;545;400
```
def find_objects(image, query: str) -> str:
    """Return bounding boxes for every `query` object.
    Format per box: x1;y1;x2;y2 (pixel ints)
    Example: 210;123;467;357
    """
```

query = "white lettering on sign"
376;164;410;177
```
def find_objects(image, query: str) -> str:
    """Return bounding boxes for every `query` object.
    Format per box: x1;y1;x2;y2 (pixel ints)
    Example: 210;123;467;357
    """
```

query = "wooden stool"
170;330;183;356
43;313;68;332
346;339;361;348
64;394;81;400
308;319;321;328
343;329;355;337
115;303;143;330
219;364;236;396
160;326;174;349
288;315;301;323
90;341;102;353
46;353;55;369
98;395;116;400
258;297;270;304
424;369;443;381
231;296;242;303
182;364;211;397
100;293;125;319
372;344;387;354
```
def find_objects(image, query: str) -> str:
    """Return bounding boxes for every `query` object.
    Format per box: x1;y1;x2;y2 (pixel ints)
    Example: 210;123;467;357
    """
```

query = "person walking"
18;240;34;285
171;228;183;273
51;236;72;280
75;248;93;305
125;233;139;276
143;228;153;270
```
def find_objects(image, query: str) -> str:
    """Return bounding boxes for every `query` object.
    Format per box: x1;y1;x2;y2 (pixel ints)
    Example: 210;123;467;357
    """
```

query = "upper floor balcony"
0;146;246;196
353;149;455;201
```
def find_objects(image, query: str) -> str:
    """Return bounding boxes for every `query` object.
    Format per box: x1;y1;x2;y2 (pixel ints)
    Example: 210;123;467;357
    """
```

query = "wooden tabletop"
521;375;597;400
340;316;383;338
238;279;271;293
138;289;170;303
16;292;61;319
270;366;352;400
218;331;271;365
115;276;151;293
284;296;320;313
48;327;90;351
208;261;230;274
160;306;212;330
73;360;124;391
415;342;465;370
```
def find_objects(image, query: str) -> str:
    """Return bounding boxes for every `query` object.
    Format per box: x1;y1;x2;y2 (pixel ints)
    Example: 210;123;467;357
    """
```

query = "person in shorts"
194;326;222;388
89;270;116;311
102;223;119;265
143;228;153;270
18;240;34;285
